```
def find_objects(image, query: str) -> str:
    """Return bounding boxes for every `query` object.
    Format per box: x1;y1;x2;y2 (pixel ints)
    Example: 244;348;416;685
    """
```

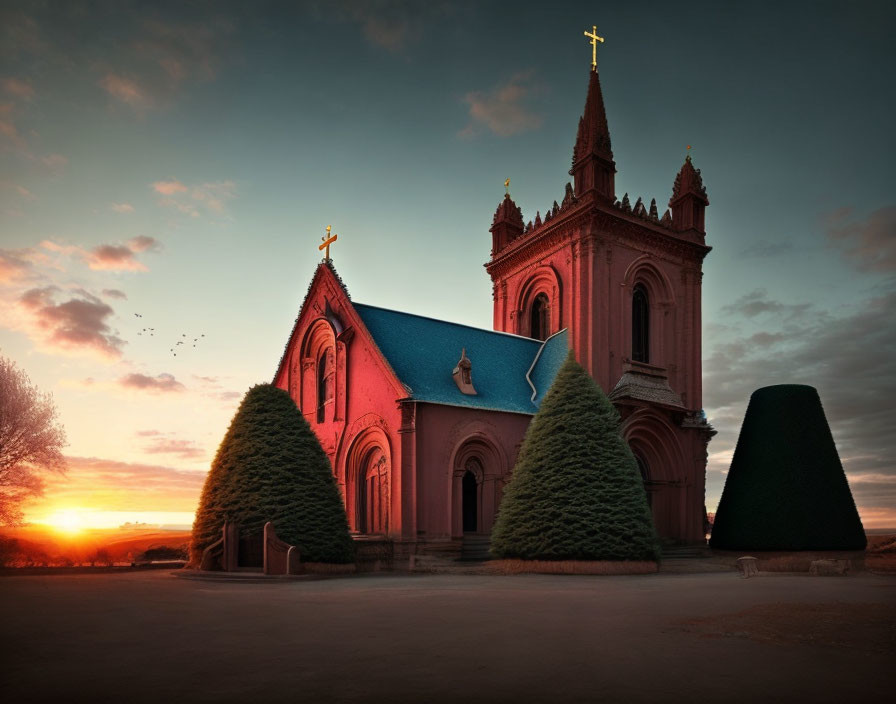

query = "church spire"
490;192;524;255
668;155;709;235
570;68;616;203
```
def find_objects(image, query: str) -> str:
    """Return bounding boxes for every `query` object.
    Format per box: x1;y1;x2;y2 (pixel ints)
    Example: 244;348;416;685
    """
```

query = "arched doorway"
462;469;478;533
356;447;387;534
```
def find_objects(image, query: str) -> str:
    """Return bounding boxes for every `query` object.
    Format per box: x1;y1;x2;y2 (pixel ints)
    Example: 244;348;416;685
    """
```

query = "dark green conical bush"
490;351;659;561
710;384;866;551
191;384;354;563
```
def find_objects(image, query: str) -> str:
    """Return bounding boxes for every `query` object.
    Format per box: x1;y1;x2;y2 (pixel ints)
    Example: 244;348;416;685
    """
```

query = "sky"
1;1;894;531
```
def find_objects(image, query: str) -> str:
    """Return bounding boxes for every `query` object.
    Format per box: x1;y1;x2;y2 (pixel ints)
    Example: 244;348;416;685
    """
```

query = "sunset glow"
1;3;893;538
41;510;85;534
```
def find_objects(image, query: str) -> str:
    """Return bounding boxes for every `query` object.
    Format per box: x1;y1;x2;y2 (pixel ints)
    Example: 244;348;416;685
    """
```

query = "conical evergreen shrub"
710;384;865;551
491;351;659;561
191;384;354;563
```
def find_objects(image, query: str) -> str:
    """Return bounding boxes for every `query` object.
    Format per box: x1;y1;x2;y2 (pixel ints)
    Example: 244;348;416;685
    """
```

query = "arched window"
316;352;327;423
530;293;550;341
632;284;649;363
462;469;478;533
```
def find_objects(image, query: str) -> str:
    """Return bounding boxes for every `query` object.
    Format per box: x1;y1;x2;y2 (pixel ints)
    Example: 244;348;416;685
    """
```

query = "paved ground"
1;570;894;703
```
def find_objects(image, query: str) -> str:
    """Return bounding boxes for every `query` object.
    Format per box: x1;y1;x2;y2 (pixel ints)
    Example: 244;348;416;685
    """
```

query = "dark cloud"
739;241;794;258
704;286;896;522
117;372;185;393
89;244;145;271
720;289;811;319
142;437;205;460
127;235;159;252
101;288;127;299
826;205;896;272
19;286;124;357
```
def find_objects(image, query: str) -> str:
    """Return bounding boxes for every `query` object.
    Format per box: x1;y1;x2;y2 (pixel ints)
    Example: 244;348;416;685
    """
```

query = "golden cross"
584;25;604;71
319;224;338;260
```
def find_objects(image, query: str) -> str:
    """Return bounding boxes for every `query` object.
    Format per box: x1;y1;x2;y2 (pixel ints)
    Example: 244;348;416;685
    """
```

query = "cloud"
111;202;134;213
142;437;205;460
2;77;34;99
117;373;185;393
739;241;794;258
704;285;896;523
128;235;158;252
100;73;152;110
461;72;544;138
720;289;811;319
135;430;162;437
0;248;36;282
101;288;127;300
826;205;896;272
154;178;236;217
30;456;206;513
152;179;187;195
18;286;124;358
39;237;158;272
87;244;147;272
40;153;67;174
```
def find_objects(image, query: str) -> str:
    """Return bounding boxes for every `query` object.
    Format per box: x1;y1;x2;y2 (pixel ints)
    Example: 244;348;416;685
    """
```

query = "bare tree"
0;355;67;525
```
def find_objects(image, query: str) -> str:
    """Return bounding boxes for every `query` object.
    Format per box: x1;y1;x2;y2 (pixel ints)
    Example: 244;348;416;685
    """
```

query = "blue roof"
354;303;568;414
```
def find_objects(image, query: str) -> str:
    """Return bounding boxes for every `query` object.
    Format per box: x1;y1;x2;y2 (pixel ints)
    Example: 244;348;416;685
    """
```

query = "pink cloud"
101;288;127;300
111;203;135;213
19;286;125;358
153;179;188;195
117;373;185;393
142;437;205;460
3;78;34;99
88;244;147;272
0;248;34;282
127;235;159;252
154;179;236;216
100;73;152;111
461;72;544;138
826;206;896;272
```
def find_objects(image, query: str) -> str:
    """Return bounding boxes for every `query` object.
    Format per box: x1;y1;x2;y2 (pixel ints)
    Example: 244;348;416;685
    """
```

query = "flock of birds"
133;312;206;357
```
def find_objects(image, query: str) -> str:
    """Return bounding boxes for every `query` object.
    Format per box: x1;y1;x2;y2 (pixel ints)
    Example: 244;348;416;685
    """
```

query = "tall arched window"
632;284;649;363
530;293;550;341
316;351;327;423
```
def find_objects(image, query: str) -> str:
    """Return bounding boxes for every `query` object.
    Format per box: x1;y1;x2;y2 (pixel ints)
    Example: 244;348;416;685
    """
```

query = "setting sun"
43;510;85;534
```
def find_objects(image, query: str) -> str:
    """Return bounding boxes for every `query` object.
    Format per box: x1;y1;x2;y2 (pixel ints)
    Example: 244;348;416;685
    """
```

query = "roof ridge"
353;302;543;343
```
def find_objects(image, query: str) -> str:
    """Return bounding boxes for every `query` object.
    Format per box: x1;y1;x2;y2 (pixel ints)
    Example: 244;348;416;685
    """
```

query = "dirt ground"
1;570;894;703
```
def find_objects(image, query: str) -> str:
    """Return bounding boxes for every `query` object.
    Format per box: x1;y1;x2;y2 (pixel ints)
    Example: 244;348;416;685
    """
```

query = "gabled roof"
354;303;568;415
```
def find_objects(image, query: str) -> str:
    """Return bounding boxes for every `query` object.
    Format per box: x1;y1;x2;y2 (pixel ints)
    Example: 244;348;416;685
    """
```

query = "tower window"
530;293;550;341
632;284;649;363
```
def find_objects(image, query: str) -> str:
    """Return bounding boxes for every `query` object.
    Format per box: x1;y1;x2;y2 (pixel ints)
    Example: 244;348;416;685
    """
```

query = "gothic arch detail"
449;430;508;537
344;425;391;535
299;319;337;423
517;265;562;339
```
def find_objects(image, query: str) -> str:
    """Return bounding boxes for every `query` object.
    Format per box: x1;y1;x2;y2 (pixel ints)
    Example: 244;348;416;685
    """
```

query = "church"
272;56;715;558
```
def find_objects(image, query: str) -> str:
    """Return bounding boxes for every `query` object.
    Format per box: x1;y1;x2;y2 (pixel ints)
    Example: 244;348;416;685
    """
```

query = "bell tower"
484;35;715;544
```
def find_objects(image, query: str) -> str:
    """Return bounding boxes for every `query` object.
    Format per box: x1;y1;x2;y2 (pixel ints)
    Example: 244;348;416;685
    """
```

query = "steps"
460;534;492;562
661;544;711;559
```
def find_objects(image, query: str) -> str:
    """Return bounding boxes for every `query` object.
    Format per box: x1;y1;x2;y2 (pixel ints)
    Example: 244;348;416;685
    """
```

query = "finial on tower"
584;25;605;71
504;177;511;197
686;144;692;162
319;225;338;260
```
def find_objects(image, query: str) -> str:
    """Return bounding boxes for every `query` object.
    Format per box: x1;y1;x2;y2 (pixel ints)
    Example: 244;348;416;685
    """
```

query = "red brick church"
273;62;714;557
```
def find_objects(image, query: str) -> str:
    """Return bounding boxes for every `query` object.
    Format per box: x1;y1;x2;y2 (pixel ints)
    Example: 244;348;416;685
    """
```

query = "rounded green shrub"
710;384;866;551
191;384;354;564
490;351;659;561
